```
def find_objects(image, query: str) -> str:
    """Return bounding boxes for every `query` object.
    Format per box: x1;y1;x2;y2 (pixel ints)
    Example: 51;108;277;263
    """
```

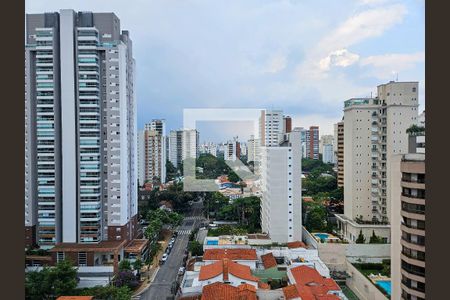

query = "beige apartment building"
391;132;426;300
336;81;420;243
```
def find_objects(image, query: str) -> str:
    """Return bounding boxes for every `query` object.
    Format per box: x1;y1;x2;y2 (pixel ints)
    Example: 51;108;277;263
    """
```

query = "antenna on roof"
396;73;399;82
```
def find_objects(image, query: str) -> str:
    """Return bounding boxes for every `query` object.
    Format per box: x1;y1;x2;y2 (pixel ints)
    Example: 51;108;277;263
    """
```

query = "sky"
26;0;425;141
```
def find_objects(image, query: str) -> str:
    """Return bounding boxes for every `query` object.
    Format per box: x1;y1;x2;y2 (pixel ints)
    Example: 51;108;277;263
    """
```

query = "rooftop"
260;253;278;269
201;282;257;300
199;259;260;282
289;265;341;300
124;239;149;253
203;248;257;261
49;240;128;252
287;241;307;249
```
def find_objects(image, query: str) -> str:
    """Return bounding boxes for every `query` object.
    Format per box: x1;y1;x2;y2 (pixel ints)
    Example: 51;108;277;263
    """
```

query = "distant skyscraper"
336;81;419;243
261;128;302;243
322;144;334;164
169;130;183;168
168;129;199;169
259;109;283;147
283;116;292;134
319;134;334;155
138;121;166;185
25;10;138;249
306;126;319;160
224;137;241;161
182;129;199;161
334;121;344;187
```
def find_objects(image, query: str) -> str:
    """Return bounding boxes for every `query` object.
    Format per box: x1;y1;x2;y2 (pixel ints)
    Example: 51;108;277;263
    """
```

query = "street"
138;201;204;300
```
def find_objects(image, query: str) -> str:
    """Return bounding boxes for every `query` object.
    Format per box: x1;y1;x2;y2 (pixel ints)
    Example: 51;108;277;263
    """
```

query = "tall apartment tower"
283;116;292;134
259;109;284;147
336;81;419;243
169;130;183;168
137;121;167;185
25;10;137;248
261;129;302;243
306;126;319;160
168;129;199;169
334;121;344;187
224;137;241;161
247;135;258;163
319;134;334;155
182;129;199;161
391;130;425;300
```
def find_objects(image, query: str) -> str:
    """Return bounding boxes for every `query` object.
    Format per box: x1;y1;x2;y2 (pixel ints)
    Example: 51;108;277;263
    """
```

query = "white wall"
345;261;389;300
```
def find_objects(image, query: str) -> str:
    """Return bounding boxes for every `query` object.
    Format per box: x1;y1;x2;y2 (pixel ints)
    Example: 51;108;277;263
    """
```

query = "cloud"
298;4;407;80
359;51;424;79
357;0;391;6
262;54;287;74
318;49;360;71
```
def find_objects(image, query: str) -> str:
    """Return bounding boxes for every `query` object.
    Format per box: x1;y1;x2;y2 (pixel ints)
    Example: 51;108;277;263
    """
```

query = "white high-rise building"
322;144;334;164
137;130;146;186
261;128;302;243
247;135;259;163
25;10;137;248
199;142;217;157
168;129;199;169
319;135;334;155
224;137;240;161
259;109;284;147
182;129;199;161
336;81;419;243
169;130;183;168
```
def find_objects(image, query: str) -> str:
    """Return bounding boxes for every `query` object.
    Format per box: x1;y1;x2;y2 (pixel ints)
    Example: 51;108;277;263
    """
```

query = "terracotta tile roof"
258;281;271;290
201;282;257;300
289;266;341;300
203;248;257;261
260;252;278;269
283;285;300;299
287;241;307;249
57;297;94;300
199;259;260;282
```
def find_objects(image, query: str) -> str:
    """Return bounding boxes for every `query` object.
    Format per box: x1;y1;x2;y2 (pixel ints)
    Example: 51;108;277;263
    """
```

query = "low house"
203;248;258;269
283;265;348;300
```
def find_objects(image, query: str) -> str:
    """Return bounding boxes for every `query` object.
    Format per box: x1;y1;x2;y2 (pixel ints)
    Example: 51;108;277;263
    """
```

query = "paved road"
139;201;204;300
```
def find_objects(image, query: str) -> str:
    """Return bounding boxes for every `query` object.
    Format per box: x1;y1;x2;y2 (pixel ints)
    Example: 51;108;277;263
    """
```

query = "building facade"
25;10;138;249
391;131;425;300
224;137;241;161
336;81;419;243
319;134;334;155
168;130;183;168
322;144;334;164
334;121;344;187
259;109;284;147
260;129;302;243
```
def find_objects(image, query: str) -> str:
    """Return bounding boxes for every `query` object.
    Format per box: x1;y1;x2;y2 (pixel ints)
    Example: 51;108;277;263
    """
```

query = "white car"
178;267;185;276
161;253;168;262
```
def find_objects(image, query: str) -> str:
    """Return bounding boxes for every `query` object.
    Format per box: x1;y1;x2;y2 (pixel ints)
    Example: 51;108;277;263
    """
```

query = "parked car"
178;267;185;276
161;253;168;262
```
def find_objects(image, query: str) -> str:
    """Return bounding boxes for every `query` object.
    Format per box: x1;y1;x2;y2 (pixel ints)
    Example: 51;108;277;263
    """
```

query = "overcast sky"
26;0;425;141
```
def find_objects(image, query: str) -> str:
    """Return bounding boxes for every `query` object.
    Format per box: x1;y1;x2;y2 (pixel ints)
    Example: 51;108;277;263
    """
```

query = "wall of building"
345;261;389;300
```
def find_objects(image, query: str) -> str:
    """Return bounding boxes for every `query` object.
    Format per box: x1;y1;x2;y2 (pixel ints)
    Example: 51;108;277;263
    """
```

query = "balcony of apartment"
401;236;425;253
401;179;425;190
401;223;425;237
401;282;426;300
401;252;425;269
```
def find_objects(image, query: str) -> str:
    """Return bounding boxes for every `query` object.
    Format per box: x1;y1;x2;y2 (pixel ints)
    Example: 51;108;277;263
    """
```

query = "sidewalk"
132;230;173;296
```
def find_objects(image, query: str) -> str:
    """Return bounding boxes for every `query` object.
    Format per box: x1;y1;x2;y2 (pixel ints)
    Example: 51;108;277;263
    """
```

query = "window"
412;87;416;92
78;252;87;266
57;252;65;263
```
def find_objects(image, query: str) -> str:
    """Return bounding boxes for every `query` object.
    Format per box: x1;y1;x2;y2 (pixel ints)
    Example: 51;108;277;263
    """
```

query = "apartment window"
412;87;416;92
78;252;87;266
57;252;65;263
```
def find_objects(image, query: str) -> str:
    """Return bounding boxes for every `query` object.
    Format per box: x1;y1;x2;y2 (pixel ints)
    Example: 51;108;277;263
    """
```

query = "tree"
166;159;178;182
132;258;143;273
78;286;132;299
188;241;204;256
118;259;132;271
369;230;383;244
356;230;366;244
113;270;139;290
228;171;240;183
305;205;327;232
25;260;78;300
406;124;425;135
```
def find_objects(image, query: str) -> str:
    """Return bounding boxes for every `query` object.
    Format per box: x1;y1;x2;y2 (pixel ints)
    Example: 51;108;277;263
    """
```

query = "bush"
113;270;139;290
188;241;204;256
